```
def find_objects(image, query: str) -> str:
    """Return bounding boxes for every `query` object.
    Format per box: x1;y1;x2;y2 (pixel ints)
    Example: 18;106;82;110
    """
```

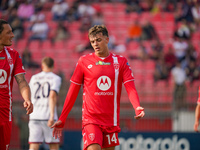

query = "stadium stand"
3;0;199;149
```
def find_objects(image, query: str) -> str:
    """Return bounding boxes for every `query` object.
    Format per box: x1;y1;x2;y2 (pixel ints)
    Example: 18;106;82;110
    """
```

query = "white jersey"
29;71;61;120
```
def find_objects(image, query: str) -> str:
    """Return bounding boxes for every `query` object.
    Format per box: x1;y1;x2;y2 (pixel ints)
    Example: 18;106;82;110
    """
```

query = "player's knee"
49;144;59;150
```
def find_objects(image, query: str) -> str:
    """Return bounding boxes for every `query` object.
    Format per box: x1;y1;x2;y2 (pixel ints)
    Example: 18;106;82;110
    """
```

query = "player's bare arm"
194;104;200;132
48;90;57;127
15;74;33;114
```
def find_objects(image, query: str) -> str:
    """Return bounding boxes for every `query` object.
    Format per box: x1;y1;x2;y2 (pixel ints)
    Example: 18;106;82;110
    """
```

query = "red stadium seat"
54;41;65;50
41;40;53;51
163;12;174;22
44;11;53;21
115;2;126;11
16;39;28;52
43;51;55;58
28;40;41;52
31;51;43;63
101;2;115;10
127;42;139;51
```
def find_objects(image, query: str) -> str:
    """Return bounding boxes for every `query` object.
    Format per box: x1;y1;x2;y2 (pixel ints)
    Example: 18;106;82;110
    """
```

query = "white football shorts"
28;120;60;143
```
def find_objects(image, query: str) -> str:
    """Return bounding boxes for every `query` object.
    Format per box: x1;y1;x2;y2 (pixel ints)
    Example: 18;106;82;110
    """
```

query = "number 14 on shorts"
106;133;118;145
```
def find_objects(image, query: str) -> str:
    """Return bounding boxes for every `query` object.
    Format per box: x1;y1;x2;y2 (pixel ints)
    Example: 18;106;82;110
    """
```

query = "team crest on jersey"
0;69;7;84
96;61;111;65
88;133;95;141
7;57;13;65
113;63;119;70
97;76;111;91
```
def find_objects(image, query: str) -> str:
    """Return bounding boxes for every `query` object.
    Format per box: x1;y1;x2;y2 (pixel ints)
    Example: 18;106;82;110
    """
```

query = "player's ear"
41;63;44;70
106;37;109;44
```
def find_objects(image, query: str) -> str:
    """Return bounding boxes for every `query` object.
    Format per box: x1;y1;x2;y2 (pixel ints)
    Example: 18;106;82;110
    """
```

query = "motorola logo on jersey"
0;69;7;84
97;76;111;91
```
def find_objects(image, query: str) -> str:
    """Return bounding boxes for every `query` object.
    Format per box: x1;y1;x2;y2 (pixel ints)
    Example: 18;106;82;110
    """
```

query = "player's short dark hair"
88;25;109;37
42;57;54;68
0;19;8;34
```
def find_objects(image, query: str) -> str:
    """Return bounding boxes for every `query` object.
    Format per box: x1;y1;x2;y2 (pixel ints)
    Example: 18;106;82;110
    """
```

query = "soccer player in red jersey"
194;86;200;132
52;25;145;150
0;19;33;150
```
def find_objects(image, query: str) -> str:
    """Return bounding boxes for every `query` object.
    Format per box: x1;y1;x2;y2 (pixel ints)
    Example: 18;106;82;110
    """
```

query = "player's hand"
194;122;199;132
23;100;33;114
134;106;145;119
48;119;54;127
51;120;63;139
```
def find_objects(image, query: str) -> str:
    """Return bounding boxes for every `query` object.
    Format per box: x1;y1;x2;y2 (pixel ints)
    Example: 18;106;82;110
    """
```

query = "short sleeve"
70;57;84;85
122;58;135;84
29;76;34;87
51;76;62;94
13;52;25;76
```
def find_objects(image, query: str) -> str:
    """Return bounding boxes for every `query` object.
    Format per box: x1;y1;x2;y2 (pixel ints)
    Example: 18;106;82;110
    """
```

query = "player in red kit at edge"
0;19;33;150
194;86;200;132
52;25;145;150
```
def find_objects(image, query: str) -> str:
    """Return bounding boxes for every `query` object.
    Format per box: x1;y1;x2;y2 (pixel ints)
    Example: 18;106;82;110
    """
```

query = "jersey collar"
93;52;112;61
0;47;5;53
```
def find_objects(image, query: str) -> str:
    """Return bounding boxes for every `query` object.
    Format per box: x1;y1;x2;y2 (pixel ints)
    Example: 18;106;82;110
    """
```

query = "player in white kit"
28;57;62;150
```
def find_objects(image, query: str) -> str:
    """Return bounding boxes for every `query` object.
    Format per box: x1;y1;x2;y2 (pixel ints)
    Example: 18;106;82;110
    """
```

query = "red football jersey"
0;47;25;122
197;86;200;104
70;53;137;127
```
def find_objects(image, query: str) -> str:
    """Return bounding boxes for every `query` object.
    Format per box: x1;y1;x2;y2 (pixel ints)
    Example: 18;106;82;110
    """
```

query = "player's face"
89;33;109;57
0;24;14;50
